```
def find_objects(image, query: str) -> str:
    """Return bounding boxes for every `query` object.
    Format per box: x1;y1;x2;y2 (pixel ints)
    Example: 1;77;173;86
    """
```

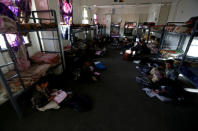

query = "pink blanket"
31;52;60;65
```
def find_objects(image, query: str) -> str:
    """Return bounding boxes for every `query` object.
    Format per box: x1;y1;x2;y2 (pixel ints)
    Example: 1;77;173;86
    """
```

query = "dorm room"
1;0;198;131
0;9;65;118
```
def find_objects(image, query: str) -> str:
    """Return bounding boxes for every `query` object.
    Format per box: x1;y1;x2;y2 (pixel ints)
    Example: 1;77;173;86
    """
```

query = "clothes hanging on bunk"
16;0;32;23
16;44;30;71
0;2;16;20
0;15;17;33
0;0;12;6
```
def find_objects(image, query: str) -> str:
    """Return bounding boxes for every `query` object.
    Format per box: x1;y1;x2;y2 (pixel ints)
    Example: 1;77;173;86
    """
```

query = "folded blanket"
31;52;60;65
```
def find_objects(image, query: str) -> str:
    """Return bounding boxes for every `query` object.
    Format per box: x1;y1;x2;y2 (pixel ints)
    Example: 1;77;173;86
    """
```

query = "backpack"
67;95;93;112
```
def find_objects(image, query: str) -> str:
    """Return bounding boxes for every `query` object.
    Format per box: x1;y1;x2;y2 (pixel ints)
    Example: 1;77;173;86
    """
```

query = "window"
93;14;98;24
187;38;198;57
59;0;72;25
82;8;89;24
0;35;30;50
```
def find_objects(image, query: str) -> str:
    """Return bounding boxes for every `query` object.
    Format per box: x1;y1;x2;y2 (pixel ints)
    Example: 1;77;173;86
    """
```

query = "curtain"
59;0;72;25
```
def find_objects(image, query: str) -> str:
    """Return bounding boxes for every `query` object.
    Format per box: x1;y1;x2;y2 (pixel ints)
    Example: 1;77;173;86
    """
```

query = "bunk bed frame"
159;22;186;51
149;25;166;48
0;10;65;119
97;24;106;37
124;22;137;37
69;25;96;45
110;24;120;38
136;23;146;39
178;20;198;69
157;20;198;88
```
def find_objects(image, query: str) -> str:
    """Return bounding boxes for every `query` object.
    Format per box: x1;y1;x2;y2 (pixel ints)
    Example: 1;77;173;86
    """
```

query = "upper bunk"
0;10;65;106
159;20;198;60
70;24;96;34
0;10;59;34
124;22;137;36
150;25;165;33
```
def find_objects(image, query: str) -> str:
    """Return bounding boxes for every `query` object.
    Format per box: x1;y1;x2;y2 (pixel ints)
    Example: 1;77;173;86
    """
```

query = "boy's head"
35;77;49;91
165;60;174;69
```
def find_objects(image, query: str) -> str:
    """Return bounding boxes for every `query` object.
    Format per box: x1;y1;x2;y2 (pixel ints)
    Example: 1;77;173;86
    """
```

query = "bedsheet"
31;52;60;65
4;64;51;93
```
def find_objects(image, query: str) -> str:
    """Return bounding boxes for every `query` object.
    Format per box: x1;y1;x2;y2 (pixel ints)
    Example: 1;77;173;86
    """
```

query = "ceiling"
80;0;177;6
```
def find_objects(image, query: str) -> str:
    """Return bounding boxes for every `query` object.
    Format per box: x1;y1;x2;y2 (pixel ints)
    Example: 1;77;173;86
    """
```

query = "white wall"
96;5;151;36
147;4;161;23
168;0;198;22
76;0;174;6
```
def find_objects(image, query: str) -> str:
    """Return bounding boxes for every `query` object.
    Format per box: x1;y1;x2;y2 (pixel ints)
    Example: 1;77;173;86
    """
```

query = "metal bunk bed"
159;22;186;51
0;10;65;119
110;24;120;38
97;24;106;37
69;25;96;45
137;23;152;44
124;22;137;37
156;20;198;88
136;23;146;38
152;22;187;60
149;25;166;47
178;20;198;88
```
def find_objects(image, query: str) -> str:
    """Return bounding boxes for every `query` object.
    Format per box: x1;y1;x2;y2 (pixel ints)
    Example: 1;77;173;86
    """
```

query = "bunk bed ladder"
2;34;25;90
54;11;66;70
0;34;26;119
0;69;22;119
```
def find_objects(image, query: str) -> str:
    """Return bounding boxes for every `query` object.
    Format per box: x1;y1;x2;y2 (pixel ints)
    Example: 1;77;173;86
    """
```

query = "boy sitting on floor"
31;77;68;111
